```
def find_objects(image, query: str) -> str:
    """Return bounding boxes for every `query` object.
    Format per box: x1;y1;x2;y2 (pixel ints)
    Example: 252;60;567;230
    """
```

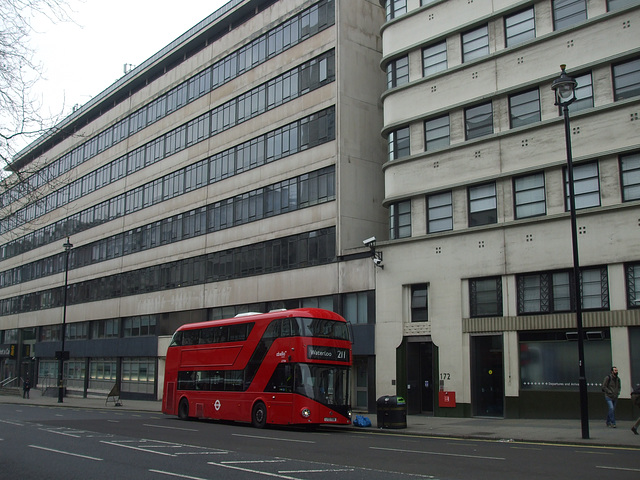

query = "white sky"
29;0;228;119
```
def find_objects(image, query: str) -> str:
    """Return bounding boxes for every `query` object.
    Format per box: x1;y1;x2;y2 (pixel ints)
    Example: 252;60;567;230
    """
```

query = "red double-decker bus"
162;308;352;428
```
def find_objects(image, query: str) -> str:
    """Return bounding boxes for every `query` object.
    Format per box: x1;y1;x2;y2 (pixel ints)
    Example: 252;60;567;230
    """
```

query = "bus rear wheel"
178;398;190;420
252;402;267;428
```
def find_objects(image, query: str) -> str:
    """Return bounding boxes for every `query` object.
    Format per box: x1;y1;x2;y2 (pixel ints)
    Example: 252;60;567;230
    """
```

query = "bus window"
266;364;293;393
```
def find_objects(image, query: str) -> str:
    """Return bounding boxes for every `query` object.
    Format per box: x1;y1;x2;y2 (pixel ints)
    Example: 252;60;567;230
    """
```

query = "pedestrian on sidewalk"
631;383;640;435
601;366;621;428
22;376;31;399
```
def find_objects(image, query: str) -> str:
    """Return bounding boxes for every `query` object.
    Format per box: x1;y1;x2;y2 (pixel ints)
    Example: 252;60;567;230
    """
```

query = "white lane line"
279;468;355;473
208;462;303;480
0;419;23;426
232;433;315;444
370;446;505;461
221;460;287;464
29;444;103;461
40;428;81;438
596;466;640;472
149;470;210;480
143;423;199;432
100;440;175;456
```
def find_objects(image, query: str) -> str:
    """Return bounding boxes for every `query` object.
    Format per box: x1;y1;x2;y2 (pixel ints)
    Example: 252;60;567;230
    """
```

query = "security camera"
373;257;384;268
362;236;376;247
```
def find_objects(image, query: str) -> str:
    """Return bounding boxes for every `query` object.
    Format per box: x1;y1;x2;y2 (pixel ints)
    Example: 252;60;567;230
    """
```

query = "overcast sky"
29;0;228;119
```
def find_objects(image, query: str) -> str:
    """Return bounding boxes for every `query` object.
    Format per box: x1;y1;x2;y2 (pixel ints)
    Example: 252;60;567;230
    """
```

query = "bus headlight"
301;408;311;418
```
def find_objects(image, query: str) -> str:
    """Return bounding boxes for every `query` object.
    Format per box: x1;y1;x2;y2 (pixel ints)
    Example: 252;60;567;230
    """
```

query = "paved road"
1;403;639;480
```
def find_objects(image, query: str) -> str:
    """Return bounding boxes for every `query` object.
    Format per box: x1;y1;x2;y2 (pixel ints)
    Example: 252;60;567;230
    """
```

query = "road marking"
280;468;355;473
0;419;23;426
596;466;640;472
221;460;286;464
29;445;103;461
143;423;198;432
370;446;505;461
149;470;210;480
232;433;315;444
208;462;303;479
101;440;175;456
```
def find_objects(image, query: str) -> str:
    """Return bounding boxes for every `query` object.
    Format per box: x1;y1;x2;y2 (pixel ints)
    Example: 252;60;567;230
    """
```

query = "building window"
387;56;409;88
552;0;587;31
509;89;541;128
613;58;640;101
123;315;157;337
465;102;493;139
564;162;600;210
424;115;450;151
518;271;572;314
620;152;640;201
422;41;447;76
514;172;546;219
626;262;640;308
411;284;428;322
470;277;503;317
390;201;411;239
505;7;535;47
608;0;638;12
581;267;609;310
343;291;372;324
568;72;594;112
427;191;453;233
386;0;407;20
469;182;497;227
462;25;489;63
388;127;410;160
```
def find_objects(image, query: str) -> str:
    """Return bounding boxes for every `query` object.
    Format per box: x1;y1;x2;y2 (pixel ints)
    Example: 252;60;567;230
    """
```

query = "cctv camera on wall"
363;236;376;247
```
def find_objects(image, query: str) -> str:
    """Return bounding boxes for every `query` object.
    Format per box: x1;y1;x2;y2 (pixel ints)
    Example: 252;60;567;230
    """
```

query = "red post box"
438;391;456;407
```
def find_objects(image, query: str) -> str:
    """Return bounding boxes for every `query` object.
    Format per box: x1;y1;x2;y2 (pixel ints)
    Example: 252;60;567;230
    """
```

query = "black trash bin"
376;395;407;429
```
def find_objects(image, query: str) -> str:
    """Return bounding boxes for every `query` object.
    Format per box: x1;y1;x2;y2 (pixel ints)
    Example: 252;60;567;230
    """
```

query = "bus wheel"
252;402;267;428
178;398;190;420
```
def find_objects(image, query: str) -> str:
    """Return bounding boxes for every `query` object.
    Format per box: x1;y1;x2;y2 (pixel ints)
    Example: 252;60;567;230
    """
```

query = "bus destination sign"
307;345;349;362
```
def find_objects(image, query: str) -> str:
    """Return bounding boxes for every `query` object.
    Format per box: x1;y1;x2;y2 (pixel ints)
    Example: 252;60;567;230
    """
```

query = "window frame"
552;0;587;31
613;57;640;101
505;7;536;47
568;72;594;113
564;161;600;210
390;200;411;239
410;284;428;322
620;151;640;202
462;24;489;63
427;191;453;233
387;56;409;89
509;88;541;128
388;126;411;161
470;276;503;318
468;182;497;227
424;115;450;151
514;172;546;219
465;102;493;140
422;41;447;77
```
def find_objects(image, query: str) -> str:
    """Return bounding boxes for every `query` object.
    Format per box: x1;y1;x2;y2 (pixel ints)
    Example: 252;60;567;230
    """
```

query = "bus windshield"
294;363;349;406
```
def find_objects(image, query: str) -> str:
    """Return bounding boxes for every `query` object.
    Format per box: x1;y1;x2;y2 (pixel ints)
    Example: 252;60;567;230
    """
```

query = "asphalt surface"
2;392;639;449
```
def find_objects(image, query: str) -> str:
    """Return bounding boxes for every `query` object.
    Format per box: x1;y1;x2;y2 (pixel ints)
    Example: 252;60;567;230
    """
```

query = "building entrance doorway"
471;335;504;417
406;341;434;414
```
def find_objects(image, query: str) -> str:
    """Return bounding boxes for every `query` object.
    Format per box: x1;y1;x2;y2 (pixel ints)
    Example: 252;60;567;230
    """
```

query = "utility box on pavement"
438;391;456;408
376;395;407;429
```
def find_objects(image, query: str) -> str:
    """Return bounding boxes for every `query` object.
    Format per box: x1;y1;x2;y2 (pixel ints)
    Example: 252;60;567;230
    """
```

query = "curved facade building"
377;0;640;418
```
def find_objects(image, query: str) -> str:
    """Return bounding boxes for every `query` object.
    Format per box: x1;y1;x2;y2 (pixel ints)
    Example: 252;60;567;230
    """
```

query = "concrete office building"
0;0;387;406
378;0;640;418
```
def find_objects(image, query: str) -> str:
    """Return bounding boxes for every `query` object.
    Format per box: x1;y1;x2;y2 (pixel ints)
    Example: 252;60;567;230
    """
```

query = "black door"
471;335;504;417
406;342;434;414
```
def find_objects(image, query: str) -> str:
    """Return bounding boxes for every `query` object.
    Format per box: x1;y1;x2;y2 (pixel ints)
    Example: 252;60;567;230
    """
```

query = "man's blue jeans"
605;396;617;425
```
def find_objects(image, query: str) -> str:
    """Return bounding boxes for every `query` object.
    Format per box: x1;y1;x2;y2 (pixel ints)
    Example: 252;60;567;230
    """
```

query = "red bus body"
162;308;352;427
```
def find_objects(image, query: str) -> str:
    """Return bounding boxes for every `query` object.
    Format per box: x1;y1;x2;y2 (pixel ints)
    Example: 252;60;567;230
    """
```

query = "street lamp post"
551;65;589;439
57;238;73;403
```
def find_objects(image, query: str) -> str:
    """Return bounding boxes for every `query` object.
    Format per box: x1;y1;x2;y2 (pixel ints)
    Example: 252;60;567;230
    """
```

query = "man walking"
602;366;621;428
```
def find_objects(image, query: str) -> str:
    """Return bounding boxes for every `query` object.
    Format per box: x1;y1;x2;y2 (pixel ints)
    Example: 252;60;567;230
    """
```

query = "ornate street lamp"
551;65;589;439
57;238;73;403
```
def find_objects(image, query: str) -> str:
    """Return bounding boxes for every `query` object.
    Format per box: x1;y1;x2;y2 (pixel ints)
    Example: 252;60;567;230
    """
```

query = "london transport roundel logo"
214;399;221;411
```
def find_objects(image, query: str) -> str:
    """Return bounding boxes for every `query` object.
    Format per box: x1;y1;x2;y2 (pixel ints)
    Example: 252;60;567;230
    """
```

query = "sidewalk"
2;393;639;449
